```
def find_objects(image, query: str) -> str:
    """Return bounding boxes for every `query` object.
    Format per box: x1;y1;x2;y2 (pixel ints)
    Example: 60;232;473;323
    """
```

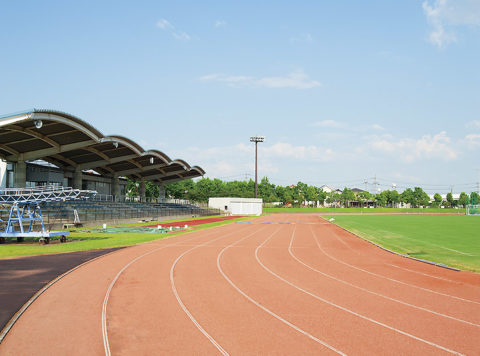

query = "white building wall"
209;197;263;216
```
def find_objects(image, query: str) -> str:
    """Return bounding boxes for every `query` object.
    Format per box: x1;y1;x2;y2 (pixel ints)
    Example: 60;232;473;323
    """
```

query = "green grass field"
0;215;251;259
265;207;463;214
322;214;480;272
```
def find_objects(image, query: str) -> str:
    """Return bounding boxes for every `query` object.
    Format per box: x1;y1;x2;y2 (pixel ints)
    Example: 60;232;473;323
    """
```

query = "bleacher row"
0;200;221;228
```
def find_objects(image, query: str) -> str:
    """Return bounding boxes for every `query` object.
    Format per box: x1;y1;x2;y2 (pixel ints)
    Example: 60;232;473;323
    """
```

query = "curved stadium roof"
0;109;205;184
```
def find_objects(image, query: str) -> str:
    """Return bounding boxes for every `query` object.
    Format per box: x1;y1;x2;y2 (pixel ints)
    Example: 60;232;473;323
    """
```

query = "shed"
208;197;263;216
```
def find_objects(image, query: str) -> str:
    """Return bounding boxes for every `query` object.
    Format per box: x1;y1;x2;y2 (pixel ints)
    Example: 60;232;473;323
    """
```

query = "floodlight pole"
250;136;265;198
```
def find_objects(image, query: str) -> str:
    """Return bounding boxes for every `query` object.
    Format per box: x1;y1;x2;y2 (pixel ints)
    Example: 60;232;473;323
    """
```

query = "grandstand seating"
0;200;220;229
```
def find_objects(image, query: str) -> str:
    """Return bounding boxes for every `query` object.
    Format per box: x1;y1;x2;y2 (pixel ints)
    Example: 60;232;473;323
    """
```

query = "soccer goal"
466;195;480;215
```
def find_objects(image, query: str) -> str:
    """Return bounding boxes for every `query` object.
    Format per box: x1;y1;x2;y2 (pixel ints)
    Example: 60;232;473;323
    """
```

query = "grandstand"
0;109;218;230
0;199;219;230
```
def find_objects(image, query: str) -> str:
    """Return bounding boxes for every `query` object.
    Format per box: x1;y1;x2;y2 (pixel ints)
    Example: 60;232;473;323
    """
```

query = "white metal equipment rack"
0;186;96;244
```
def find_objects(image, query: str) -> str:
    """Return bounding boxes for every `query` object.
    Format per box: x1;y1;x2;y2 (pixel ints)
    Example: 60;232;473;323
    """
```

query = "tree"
400;188;415;206
470;191;479;205
316;189;327;206
145;181;159;199
125;177;138;198
458;192;469;207
341;188;355;207
357;191;372;207
275;185;286;204
375;192;387;207
258;177;276;202
388;190;400;207
326;191;341;207
446;192;454;207
432;193;443;207
413;187;430;207
304;185;318;206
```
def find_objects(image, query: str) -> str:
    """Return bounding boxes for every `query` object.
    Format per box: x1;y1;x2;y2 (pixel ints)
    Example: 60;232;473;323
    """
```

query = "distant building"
320;185;334;193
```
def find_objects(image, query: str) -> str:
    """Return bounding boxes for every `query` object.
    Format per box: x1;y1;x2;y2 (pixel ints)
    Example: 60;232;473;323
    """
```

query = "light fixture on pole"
250;136;265;198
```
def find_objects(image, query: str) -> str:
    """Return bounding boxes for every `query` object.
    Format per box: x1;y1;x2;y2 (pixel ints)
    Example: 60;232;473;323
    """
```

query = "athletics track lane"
0;214;478;355
254;219;479;354
0;221;252;355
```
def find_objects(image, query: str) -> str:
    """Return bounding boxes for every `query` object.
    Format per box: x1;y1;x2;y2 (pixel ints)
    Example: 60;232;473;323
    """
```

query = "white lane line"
217;227;347;356
287;230;479;328
315;226;480;305
387;264;461;284
102;224;250;356
170;224;266;356
255;227;464;356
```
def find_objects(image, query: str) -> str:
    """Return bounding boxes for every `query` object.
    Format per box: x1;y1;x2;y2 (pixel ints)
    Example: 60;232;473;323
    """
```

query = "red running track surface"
1;214;479;355
145;215;245;228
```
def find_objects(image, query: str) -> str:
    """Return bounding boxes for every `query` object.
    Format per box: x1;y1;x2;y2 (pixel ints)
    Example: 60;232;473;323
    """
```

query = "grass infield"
322;214;480;272
0;215;251;259
265;207;464;214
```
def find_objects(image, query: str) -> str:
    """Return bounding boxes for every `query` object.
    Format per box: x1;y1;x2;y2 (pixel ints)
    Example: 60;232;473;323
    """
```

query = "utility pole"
250;136;265;198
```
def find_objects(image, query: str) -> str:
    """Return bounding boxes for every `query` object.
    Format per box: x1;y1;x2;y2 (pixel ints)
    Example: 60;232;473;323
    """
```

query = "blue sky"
1;0;479;193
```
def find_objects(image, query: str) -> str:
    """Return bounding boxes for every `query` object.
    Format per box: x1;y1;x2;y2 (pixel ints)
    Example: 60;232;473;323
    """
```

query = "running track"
1;214;479;355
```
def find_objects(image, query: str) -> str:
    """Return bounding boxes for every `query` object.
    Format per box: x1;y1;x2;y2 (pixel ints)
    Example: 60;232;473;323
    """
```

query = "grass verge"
322;214;480;272
0;215;252;259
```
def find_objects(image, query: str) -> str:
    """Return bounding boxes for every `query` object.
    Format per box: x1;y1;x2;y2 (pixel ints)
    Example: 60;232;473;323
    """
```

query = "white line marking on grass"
102;224;250;356
287;230;479;328
255;227;464;356
430;244;476;256
217;227;347;356
315;227;480;305
396;234;476;257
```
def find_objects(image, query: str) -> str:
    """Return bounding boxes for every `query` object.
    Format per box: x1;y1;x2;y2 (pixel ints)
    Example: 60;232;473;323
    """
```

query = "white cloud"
156;19;173;29
422;0;480;48
311;121;385;132
290;33;314;43
464;133;480;147
170;141;334;179
172;31;190;40
371;124;385;131
215;20;227;28
156;18;190;41
369;131;457;162
312;120;346;129
200;70;321;89
466;120;480;129
263;142;335;162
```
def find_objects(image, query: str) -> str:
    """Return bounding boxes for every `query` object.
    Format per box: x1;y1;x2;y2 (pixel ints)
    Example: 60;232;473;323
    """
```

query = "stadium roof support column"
157;182;165;199
139;179;146;202
14;161;26;188
73;169;82;190
112;175;120;202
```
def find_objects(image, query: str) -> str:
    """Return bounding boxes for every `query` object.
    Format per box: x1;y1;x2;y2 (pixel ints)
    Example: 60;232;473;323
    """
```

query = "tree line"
151;177;479;208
